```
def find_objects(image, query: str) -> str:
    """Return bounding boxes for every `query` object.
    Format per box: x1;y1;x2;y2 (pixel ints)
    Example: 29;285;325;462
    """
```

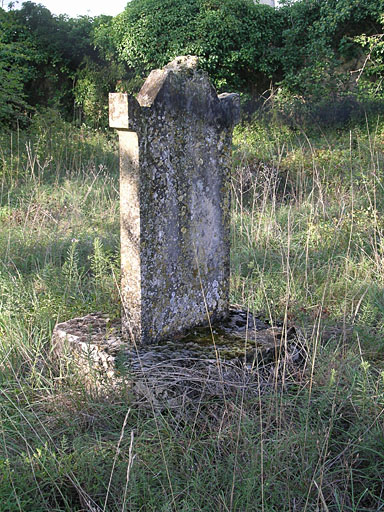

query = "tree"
0;7;30;123
103;0;282;93
0;2;128;125
278;0;384;99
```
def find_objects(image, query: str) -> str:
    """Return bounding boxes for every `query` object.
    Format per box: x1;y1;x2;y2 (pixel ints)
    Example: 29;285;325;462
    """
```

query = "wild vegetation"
1;0;384;510
1;0;383;127
1;110;384;511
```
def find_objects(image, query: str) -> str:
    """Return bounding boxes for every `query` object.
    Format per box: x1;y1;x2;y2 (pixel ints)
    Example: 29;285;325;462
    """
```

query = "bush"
105;0;282;93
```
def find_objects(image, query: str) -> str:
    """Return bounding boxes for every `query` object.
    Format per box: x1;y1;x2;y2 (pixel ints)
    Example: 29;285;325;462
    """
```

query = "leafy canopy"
105;0;282;92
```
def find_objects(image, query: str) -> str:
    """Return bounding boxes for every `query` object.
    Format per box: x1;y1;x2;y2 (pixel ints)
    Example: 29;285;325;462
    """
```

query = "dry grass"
0;113;384;510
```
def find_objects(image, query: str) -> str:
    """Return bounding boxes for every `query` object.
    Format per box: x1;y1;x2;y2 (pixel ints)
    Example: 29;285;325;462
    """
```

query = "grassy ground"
1;111;384;511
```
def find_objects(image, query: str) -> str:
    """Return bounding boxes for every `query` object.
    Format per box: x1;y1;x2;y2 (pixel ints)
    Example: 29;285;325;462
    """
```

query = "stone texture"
51;309;307;405
52;313;125;386
110;56;240;344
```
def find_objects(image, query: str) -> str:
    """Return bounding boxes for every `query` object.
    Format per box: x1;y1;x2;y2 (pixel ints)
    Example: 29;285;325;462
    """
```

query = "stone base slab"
52;309;305;406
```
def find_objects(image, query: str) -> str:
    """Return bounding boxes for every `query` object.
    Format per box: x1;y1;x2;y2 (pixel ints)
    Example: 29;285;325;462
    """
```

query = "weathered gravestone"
109;56;240;344
52;58;303;396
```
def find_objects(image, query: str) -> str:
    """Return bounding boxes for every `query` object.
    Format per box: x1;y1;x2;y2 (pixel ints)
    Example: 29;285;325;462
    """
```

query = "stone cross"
109;56;240;344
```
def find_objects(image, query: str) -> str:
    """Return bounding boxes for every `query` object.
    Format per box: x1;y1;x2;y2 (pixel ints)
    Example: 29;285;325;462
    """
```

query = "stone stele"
109;56;240;344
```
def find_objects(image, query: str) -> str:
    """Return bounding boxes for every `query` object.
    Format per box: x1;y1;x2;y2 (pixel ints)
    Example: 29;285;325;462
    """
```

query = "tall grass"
1;112;384;511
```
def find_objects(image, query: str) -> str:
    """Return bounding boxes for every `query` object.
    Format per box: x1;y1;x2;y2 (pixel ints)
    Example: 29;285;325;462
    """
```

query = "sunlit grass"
0;113;384;510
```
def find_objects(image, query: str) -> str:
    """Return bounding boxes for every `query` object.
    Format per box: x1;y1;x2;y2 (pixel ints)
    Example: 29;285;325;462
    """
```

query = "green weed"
1;114;384;510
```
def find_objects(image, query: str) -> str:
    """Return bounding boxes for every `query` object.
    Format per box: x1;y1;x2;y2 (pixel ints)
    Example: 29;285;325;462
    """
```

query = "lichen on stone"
109;57;240;344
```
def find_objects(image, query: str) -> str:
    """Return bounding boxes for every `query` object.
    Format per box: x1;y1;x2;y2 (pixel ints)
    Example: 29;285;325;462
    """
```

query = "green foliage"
94;0;384;104
0;3;128;127
107;0;282;92
278;0;384;99
1;0;384;126
9;2;82;111
354;17;384;98
193;0;282;91
0;41;29;123
74;59;127;127
109;0;199;74
0;8;31;123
